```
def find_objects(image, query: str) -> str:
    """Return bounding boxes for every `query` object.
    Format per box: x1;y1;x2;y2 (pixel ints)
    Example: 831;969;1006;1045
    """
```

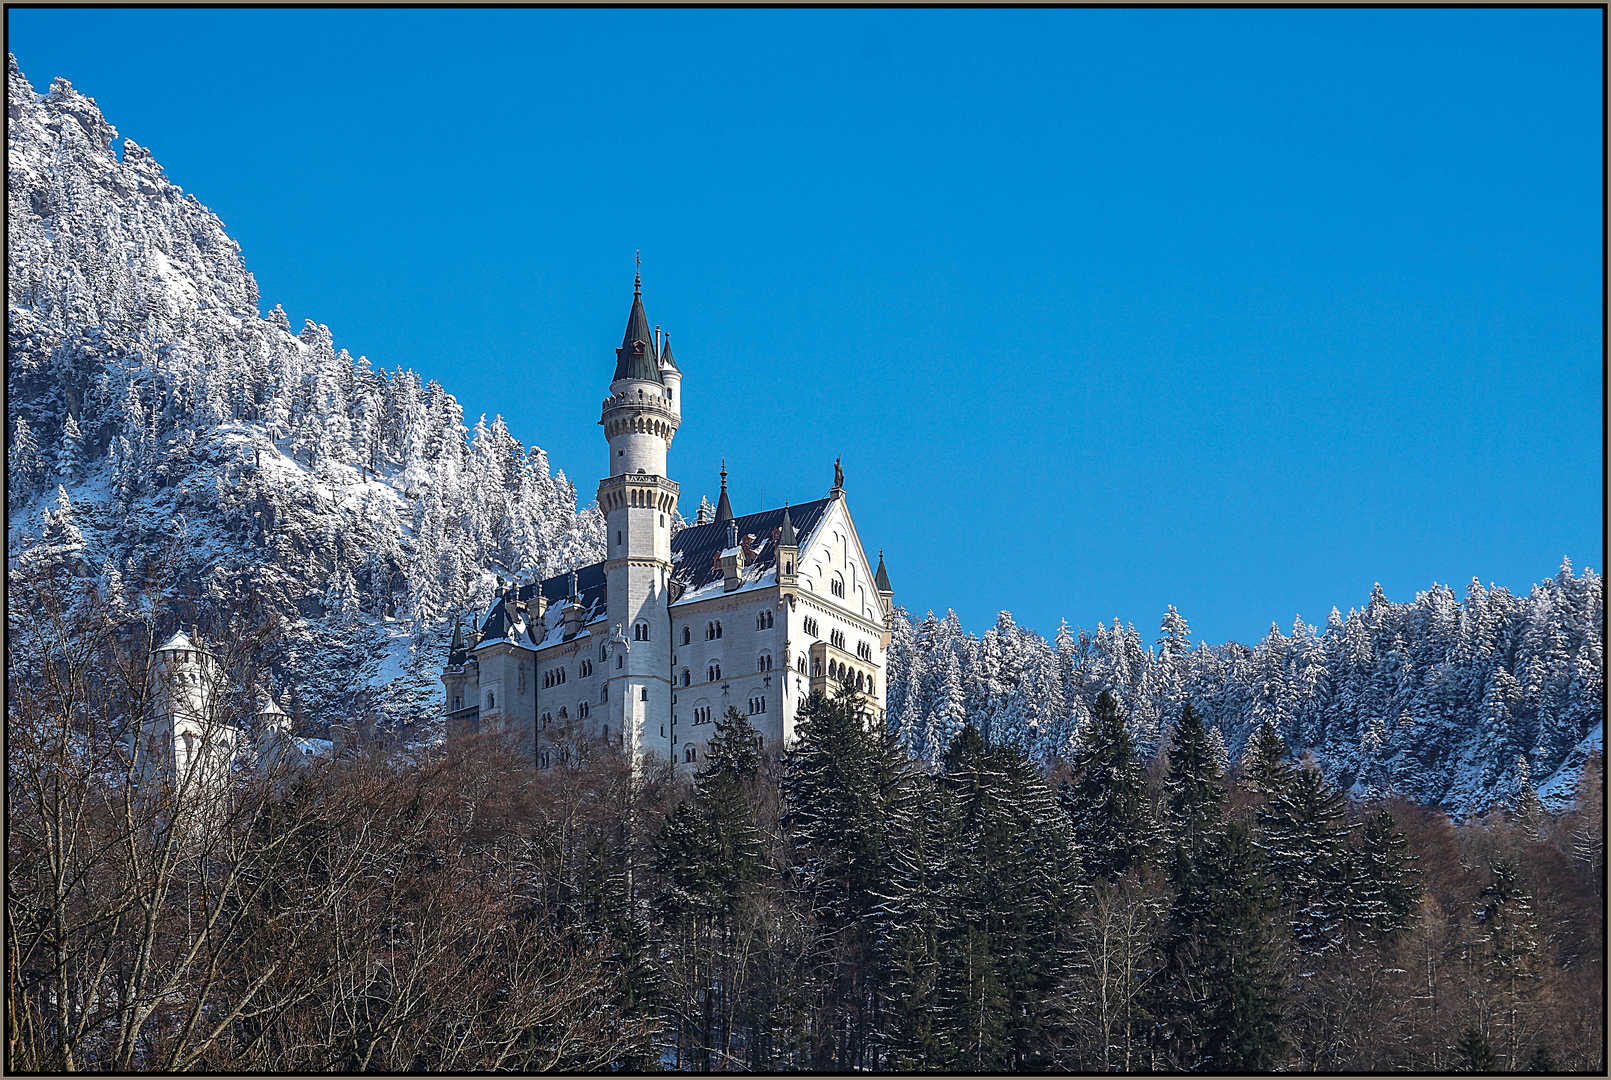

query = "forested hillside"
886;566;1602;814
6;55;605;730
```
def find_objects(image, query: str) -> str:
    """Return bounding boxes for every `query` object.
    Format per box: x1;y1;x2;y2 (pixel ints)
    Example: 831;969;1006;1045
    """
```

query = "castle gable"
796;498;885;626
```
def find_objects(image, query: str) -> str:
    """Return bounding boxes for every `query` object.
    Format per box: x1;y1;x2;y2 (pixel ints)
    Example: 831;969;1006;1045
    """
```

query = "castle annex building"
442;278;894;771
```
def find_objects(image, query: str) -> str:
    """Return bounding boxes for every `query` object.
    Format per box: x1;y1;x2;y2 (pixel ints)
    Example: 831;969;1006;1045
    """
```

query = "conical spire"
779;502;796;546
659;331;679;373
874;548;892;594
448;619;468;666
612;273;662;383
714;459;734;522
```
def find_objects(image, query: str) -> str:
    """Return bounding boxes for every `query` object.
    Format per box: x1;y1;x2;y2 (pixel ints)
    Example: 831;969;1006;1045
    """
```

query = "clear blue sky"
9;8;1603;647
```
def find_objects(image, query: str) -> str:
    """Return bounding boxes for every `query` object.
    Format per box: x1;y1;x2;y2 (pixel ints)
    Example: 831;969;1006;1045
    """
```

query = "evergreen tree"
1353;807;1422;937
782;686;904;1070
1058;691;1155;882
1242;718;1295;801
1257;758;1357;953
933;726;1082;1071
9;418;45;507
1162;702;1224;846
55;412;84;481
1157;822;1284;1071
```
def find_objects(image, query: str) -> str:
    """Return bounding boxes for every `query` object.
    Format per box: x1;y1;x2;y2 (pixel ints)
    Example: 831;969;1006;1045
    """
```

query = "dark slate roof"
874;550;892;593
533;561;608;611
670;498;832;597
448;620;469;666
612;284;663;384
475;561;609;647
659;333;680;374
779;503;796;546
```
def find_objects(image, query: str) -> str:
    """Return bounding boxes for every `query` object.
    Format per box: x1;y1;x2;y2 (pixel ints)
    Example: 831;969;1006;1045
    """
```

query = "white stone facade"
444;282;893;775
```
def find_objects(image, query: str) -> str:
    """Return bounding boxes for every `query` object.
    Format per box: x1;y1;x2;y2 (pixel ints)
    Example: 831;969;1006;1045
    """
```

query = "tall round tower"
597;273;680;760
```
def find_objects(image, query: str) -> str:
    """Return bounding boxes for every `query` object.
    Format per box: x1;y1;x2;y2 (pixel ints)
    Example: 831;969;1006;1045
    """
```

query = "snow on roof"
669;498;832;598
292;737;333;758
155;630;194;652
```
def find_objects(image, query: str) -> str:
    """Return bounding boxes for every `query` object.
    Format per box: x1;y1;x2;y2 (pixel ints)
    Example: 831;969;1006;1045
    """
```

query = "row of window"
538;657;593;689
540;700;593;727
748;696;768;715
674;610;775;646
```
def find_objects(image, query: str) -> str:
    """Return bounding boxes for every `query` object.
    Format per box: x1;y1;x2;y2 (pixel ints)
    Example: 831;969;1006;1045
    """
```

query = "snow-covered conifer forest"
7;56;1604;1072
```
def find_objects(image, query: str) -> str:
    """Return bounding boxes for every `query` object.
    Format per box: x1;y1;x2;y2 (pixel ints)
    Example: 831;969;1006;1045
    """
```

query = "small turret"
714;460;734;523
447;619;469;667
874;549;893;610
777;503;799;591
659;331;682;420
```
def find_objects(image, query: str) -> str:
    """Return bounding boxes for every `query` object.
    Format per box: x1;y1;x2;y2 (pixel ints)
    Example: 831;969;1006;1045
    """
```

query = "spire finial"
634;250;641;293
714;459;734;523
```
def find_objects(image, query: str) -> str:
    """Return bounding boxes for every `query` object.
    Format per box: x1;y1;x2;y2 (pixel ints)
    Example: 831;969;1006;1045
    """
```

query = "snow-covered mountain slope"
6;55;604;736
886;567;1603;814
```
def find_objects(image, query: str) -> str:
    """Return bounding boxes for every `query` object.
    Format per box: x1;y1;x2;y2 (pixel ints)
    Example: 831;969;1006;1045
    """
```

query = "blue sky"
9;8;1603;647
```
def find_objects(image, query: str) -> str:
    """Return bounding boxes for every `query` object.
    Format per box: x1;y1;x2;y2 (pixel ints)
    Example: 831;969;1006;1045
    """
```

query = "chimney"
563;598;584;639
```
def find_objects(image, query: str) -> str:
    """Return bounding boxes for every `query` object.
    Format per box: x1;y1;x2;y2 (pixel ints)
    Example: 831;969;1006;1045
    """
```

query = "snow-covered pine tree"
1058;690;1156;882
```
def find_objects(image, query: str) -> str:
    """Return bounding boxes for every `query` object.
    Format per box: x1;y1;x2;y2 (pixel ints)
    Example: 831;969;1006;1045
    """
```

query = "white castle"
443;276;894;771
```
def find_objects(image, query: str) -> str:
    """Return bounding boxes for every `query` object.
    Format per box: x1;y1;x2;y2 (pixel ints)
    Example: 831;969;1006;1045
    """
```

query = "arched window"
756;610;773;630
681;669;691;687
796;656;807;674
453;696;461;710
682;626;692;645
559;706;568;719
715;621;723;639
831;574;846;598
757;653;772;672
804;616;818;637
685;746;697;763
706;622;716;640
641;686;649;702
542;712;551;728
634;621;649;641
488;692;496;710
579;701;590;718
831;629;846;650
707;663;722;683
812;659;824;677
580;659;592;677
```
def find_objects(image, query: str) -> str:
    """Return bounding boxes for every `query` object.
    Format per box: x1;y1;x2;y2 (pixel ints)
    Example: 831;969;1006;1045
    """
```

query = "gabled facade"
443;277;894;773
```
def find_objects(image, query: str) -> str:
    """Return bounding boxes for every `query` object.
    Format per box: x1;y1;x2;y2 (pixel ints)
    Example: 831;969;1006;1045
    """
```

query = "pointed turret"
448;619;468;667
874;549;892;595
658;331;679;374
612;273;662;384
779;502;796;547
714;459;734;522
776;502;800;591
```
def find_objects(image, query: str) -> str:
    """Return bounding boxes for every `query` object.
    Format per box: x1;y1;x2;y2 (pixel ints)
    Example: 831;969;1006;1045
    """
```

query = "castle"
442;277;894;771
